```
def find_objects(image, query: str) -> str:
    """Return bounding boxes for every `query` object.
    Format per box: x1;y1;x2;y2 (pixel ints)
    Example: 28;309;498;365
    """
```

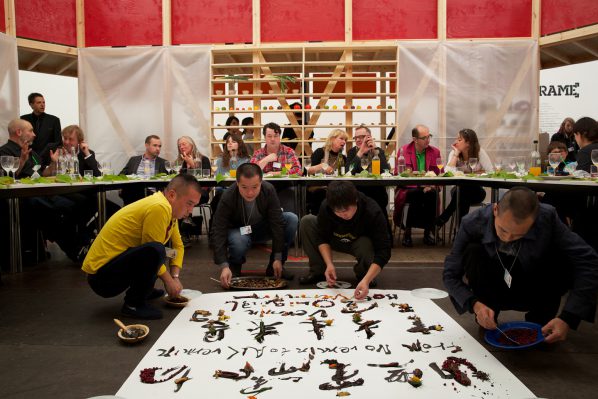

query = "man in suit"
119;135;168;205
20;93;62;155
393;124;442;247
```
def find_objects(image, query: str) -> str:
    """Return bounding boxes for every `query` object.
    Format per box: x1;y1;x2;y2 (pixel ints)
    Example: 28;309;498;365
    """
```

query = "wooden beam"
162;0;172;46
25;53;48;71
253;0;260;44
76;0;85;48
437;0;447;41
5;0;16;36
572;40;598;58
542;47;571;65
55;58;78;75
540;23;598;46
531;0;540;39
345;0;352;42
17;38;78;56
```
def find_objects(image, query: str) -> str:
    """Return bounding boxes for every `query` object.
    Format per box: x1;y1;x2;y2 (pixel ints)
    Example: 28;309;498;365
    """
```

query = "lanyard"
241;199;255;226
494;241;522;275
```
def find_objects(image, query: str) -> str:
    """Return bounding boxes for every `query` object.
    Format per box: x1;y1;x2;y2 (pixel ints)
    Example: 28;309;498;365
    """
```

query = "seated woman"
306;129;348;214
222;115;242;151
177;135;211;176
215;135;250;176
436;128;493;227
541;141;571;224
210;135;250;228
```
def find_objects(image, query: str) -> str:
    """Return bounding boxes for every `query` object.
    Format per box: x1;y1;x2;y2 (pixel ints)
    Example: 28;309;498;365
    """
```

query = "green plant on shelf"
265;75;297;93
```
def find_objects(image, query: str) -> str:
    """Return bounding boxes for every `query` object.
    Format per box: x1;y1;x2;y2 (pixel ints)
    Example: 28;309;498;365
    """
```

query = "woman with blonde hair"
307;129;348;175
176;135;210;172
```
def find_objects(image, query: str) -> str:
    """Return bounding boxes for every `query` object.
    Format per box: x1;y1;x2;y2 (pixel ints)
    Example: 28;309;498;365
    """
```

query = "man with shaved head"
444;187;598;344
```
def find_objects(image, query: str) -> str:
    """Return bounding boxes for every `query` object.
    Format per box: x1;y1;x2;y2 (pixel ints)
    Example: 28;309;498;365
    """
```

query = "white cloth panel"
398;40;538;165
78;46;210;172
0;33;20;139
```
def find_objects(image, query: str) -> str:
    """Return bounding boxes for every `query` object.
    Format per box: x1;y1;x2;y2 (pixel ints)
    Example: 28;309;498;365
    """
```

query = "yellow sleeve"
140;203;171;276
170;221;185;268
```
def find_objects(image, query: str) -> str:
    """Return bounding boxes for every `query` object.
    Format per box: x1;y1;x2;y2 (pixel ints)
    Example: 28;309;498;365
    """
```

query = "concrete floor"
1;237;597;399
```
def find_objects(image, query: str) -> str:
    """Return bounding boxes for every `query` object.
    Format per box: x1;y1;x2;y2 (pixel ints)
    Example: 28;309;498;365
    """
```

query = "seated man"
82;174;201;319
443;187;598;343
250;122;301;214
393;124;442;247
299;181;391;300
346;124;391;222
119;134;168;205
212;163;298;288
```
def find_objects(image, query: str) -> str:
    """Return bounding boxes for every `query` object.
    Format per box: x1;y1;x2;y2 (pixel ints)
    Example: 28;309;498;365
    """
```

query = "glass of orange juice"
285;162;292;172
229;169;237;178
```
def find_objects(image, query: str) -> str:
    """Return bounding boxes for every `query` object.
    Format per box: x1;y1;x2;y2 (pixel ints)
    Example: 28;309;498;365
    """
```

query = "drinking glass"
548;153;562;176
360;157;369;172
303;158;311;176
211;158;219;175
172;160;182;174
436;157;444;173
494;159;503;172
515;157;526;175
84;170;94;181
1;155;13;177
591;149;598;168
10;157;20;179
32;164;42;179
285;162;293;172
320;162;329;175
507;157;517;172
468;157;478;173
202;169;211;178
165;160;172;174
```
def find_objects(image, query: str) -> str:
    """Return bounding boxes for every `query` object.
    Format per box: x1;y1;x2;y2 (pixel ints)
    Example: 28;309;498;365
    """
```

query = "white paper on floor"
117;289;535;399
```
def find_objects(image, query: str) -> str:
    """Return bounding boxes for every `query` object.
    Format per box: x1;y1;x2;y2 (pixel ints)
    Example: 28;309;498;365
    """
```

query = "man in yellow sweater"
82;174;201;319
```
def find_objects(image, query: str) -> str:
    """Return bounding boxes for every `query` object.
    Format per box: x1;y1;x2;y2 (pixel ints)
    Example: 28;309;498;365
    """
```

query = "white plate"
410;288;448;299
316;281;352;289
180;289;202;299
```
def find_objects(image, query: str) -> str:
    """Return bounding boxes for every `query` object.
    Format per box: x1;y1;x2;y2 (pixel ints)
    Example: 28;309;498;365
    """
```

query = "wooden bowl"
164;295;189;308
117;323;149;344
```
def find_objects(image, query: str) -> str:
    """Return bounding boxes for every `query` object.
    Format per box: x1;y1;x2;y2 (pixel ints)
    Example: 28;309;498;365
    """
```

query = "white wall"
18;70;79;127
539;60;598;134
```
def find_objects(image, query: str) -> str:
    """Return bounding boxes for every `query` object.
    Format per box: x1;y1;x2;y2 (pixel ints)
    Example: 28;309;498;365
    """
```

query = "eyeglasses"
417;134;433;141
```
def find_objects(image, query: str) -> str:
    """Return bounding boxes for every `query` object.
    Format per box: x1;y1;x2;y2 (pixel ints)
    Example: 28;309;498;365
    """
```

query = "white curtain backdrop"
0;33;20;140
78;46;211;172
398;40;538;163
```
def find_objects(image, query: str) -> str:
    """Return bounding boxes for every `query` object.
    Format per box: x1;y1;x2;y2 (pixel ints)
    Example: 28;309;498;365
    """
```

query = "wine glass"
468;157;478;173
172;160;182;175
494;159;503;172
211;158;219;175
436;157;444;173
548;152;562;176
591;149;598;168
515;157;526;175
1;155;13;177
507;157;517;172
303;158;311;176
360;157;369;172
320;162;329;175
165;160;172;174
32;164;41;179
10;157;20;179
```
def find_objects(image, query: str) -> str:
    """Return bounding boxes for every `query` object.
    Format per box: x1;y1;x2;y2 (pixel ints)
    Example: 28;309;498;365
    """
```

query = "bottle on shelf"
371;150;381;176
396;148;406;174
529;140;541;176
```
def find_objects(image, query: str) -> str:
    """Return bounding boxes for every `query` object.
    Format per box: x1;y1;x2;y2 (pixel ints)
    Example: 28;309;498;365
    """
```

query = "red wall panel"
261;0;344;42
172;0;252;44
0;4;5;32
353;0;437;40
542;0;598;36
447;0;532;38
85;0;162;47
15;0;76;46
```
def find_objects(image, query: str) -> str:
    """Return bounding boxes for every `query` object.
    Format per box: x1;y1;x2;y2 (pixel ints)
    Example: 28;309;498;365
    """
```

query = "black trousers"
87;242;166;306
463;243;567;325
439;185;486;223
404;187;436;231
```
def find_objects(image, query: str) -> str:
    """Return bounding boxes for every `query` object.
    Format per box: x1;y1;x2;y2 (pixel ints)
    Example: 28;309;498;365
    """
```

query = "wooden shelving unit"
210;44;399;160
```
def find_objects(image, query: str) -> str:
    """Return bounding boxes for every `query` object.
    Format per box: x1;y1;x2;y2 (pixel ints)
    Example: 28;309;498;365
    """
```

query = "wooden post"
162;0;172;46
5;0;16;37
76;0;85;48
253;0;260;45
345;0;352;42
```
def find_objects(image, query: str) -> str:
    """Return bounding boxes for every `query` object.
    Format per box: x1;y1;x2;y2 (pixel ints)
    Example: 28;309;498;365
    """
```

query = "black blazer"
20;112;62;154
120;155;168;175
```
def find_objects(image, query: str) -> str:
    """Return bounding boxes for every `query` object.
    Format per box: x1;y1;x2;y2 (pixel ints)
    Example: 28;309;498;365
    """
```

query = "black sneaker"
146;288;165;300
121;303;163;320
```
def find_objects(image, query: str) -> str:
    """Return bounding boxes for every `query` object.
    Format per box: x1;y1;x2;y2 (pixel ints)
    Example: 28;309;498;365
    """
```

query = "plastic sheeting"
0;33;19;139
397;40;538;164
78;46;211;172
